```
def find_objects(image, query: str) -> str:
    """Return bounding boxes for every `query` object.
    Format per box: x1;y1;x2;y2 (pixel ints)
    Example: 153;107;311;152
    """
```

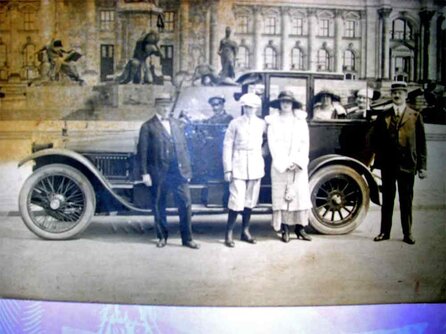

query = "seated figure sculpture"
117;30;164;85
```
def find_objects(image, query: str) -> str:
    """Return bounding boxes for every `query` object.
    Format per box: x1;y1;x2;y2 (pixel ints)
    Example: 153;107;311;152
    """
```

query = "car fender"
309;154;380;205
18;148;151;213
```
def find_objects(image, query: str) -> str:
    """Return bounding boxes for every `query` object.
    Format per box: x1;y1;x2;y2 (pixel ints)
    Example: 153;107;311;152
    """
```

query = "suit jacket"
138;116;192;182
371;105;427;174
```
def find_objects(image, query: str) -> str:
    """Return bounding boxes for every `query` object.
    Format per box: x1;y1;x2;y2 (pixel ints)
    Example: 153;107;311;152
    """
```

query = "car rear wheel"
19;164;96;240
309;165;369;235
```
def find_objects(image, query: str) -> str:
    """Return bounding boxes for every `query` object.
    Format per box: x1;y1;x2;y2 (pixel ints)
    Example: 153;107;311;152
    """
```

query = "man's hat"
208;95;225;105
154;93;173;104
269;90;303;109
390;81;408;92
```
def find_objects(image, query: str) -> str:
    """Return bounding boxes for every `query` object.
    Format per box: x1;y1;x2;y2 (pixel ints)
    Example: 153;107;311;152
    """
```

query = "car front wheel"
309;165;369;235
19;164;96;240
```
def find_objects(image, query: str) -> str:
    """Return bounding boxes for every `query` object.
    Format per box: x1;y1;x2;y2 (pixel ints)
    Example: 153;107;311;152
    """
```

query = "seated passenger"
346;88;379;119
313;90;346;120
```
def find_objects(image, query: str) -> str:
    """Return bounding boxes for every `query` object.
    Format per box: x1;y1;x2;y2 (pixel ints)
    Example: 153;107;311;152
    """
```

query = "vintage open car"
18;71;381;239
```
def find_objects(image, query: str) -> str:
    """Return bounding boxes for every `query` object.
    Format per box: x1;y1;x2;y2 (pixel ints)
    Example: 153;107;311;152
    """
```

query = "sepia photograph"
0;0;445;323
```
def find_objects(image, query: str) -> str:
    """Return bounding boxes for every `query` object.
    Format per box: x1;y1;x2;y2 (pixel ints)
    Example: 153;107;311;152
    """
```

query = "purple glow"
0;300;445;333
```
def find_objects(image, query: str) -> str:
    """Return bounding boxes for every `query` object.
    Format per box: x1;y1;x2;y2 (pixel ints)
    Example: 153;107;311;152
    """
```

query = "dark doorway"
160;45;173;78
100;44;114;82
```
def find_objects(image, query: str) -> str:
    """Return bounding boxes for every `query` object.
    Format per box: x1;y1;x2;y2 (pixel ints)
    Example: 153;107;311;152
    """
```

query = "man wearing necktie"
138;93;200;249
371;82;427;245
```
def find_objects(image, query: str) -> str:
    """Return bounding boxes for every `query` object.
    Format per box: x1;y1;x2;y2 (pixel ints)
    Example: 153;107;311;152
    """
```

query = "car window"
313;79;370;121
174;86;241;122
268;77;307;116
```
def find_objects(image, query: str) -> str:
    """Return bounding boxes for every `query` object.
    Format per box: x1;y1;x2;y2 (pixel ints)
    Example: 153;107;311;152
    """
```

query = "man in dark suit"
372;82;427;245
138;93;200;249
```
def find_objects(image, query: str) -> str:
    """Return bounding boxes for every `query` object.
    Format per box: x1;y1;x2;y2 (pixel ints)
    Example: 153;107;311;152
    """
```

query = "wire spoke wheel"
309;165;369;235
19;164;96;240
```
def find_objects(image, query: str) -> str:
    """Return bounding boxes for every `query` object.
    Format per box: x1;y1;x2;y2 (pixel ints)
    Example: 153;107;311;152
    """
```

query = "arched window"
237;46;250;69
264;46;277;69
317;49;329;71
343;50;355;71
291;47;304;70
392;18;413;40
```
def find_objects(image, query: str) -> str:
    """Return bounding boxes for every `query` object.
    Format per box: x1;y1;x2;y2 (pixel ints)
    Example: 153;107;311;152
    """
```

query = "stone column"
308;9;317;72
115;14;123;69
280;7;290;70
8;3;20;75
40;0;55;43
334;9;343;73
359;10;367;78
253;7;262;70
438;14;446;84
377;7;392;80
179;0;190;72
419;10;435;82
209;0;219;67
84;0;98;75
119;14;128;68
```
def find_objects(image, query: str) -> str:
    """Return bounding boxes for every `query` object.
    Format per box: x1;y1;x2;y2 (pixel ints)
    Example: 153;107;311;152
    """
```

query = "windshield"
174;86;241;122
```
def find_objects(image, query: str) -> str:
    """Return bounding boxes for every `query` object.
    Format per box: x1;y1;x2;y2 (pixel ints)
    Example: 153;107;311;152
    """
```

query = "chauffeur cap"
208;95;226;106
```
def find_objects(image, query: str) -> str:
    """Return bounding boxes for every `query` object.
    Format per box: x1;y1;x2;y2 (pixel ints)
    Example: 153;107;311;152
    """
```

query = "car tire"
309;165;369;235
19;164;96;240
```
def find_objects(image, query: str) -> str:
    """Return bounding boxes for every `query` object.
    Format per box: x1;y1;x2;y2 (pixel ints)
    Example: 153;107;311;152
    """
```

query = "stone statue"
191;62;220;86
218;26;238;80
117;30;164;85
33;39;84;85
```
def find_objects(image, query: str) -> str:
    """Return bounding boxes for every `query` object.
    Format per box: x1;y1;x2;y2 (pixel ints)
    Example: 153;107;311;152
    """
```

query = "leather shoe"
281;224;290;243
403;235;416;245
281;231;290;243
374;233;390;242
295;225;312;241
156;239;167;248
241;234;257;244
183;240;200;249
224;240;235;248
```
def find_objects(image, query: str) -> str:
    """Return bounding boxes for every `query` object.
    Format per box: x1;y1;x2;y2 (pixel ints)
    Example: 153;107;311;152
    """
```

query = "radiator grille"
84;153;131;180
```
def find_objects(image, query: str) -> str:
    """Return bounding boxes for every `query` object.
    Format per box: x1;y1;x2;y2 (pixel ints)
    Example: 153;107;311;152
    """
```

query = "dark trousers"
151;160;193;244
380;167;415;237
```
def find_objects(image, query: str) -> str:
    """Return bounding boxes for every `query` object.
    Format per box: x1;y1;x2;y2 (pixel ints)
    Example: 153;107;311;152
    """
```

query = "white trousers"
228;178;261;212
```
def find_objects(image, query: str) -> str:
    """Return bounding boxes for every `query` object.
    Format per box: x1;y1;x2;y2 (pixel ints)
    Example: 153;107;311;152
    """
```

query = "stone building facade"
0;0;444;86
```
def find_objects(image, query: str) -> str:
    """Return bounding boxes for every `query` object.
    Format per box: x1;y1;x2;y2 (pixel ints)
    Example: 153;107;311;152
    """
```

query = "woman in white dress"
266;91;312;242
312;90;346;120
